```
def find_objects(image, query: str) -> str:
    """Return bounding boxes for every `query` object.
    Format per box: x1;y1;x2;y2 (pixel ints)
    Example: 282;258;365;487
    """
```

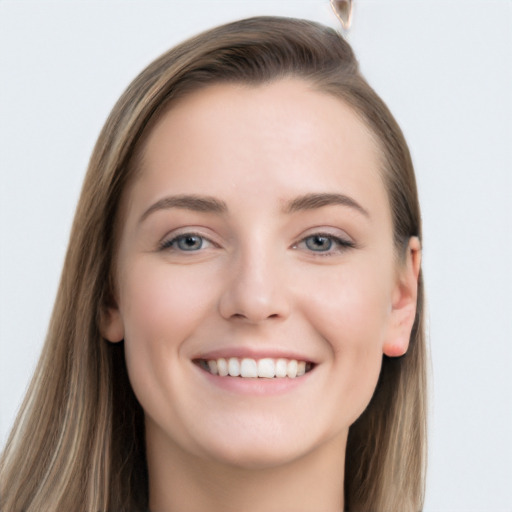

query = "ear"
383;237;422;357
100;305;125;343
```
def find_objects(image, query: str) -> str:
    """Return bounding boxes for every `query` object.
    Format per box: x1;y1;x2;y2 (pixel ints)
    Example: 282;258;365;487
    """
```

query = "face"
103;79;419;470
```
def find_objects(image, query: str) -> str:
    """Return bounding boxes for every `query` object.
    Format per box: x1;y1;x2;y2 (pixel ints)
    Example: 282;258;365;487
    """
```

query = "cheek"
304;263;391;349
299;263;391;422
119;260;215;344
117;261;217;410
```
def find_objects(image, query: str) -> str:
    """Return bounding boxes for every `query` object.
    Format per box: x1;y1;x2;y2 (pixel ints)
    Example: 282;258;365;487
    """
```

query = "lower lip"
194;364;314;396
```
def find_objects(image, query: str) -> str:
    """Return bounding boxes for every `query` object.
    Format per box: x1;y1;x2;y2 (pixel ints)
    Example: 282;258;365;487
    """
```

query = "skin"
102;79;421;512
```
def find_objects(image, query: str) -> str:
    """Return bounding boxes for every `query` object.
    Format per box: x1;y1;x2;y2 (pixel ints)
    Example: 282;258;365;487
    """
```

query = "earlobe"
100;307;125;343
383;237;421;358
383;302;418;357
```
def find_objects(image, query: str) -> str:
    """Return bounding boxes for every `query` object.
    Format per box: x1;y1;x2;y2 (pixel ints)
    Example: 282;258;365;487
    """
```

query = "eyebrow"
139;191;369;223
140;194;228;222
284;193;370;217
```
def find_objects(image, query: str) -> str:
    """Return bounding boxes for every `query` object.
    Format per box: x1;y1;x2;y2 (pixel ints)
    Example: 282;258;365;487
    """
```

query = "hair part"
1;16;426;511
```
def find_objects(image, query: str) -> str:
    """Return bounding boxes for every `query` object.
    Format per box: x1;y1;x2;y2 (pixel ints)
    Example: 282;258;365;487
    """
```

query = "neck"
146;427;346;512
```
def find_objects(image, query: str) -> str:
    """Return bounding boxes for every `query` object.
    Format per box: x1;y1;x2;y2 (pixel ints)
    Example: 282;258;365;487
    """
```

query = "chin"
191;418;339;471
202;442;311;471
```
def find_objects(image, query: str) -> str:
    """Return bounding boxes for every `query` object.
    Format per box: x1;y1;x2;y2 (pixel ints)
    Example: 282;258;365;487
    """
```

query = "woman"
0;16;427;511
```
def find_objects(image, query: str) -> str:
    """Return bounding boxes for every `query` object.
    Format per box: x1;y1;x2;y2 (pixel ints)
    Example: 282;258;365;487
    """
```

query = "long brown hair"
0;16;426;511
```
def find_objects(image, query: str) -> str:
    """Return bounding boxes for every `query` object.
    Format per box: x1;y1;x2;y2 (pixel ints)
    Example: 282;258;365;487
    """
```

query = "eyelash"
159;231;355;255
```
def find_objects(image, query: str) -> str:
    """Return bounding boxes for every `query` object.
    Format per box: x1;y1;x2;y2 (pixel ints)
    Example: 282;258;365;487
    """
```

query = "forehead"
129;79;388;220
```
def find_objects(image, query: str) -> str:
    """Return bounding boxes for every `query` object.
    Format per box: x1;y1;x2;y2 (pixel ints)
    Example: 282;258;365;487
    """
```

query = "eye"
295;233;355;255
160;233;212;252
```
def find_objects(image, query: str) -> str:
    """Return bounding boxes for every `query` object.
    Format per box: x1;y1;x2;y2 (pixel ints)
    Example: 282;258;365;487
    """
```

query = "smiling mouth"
194;357;314;379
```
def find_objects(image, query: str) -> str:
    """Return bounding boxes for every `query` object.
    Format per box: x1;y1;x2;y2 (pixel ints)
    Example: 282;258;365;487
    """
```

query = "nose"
218;247;290;324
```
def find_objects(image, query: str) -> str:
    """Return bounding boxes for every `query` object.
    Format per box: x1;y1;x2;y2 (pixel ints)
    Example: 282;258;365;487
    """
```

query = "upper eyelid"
296;227;354;243
161;225;216;240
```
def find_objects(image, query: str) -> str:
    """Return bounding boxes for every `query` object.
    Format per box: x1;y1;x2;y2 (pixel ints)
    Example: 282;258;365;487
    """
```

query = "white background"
1;1;511;510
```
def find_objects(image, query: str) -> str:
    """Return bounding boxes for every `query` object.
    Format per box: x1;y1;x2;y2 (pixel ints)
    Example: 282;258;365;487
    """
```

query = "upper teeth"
200;357;309;378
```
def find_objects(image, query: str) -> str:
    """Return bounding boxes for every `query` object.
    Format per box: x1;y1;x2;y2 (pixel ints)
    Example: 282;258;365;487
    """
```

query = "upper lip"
192;347;317;363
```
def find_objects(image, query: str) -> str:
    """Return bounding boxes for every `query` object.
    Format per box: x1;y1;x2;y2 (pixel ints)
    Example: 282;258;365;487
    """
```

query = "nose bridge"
219;234;289;323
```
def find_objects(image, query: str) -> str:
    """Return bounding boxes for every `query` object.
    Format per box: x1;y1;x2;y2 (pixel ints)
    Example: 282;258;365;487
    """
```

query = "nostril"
231;312;280;321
